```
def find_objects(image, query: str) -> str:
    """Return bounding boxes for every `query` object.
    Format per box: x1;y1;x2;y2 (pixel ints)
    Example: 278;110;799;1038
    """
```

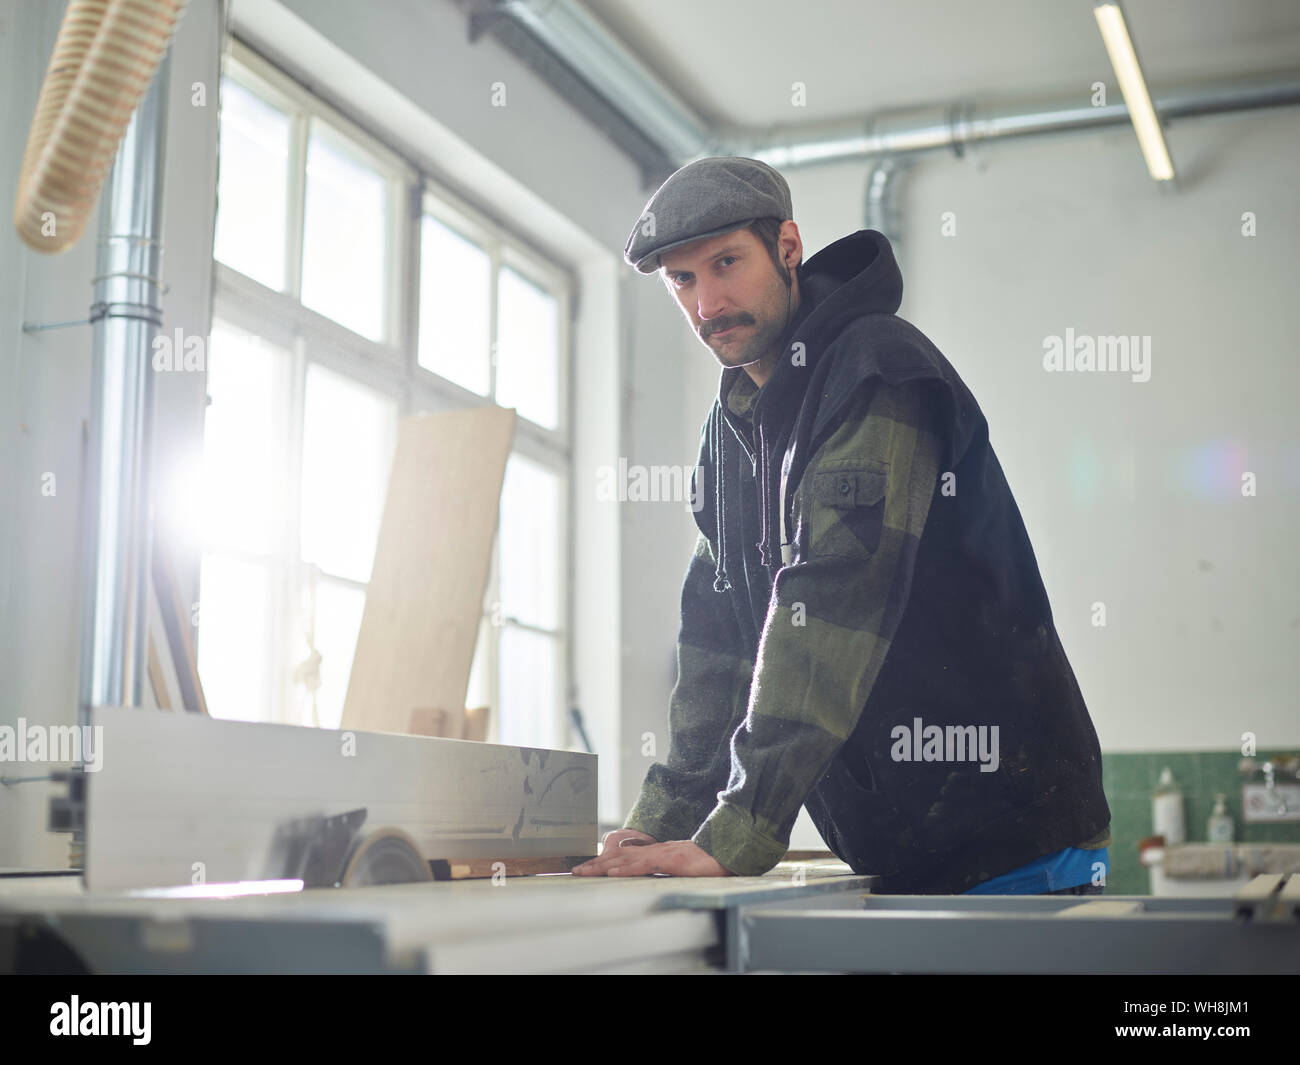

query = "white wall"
750;105;1300;755
614;270;710;815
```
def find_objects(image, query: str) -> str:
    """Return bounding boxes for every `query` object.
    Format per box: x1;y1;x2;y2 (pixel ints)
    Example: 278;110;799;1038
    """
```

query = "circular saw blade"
340;828;433;888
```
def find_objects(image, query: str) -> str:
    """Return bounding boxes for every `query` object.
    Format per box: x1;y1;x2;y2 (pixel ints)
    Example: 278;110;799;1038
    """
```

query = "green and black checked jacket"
625;230;1110;892
626;375;941;874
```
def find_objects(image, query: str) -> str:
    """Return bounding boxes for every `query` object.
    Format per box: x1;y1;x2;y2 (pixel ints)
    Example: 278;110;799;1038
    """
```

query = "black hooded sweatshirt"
634;228;1111;894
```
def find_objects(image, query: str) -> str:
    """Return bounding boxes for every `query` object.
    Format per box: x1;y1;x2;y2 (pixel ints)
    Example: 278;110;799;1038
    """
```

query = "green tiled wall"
1101;749;1300;894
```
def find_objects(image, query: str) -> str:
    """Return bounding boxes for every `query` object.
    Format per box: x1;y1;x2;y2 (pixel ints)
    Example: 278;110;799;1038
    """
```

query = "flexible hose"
14;0;187;254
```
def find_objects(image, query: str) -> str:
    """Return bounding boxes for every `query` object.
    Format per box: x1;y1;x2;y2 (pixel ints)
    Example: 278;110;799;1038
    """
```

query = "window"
212;80;290;291
496;455;565;748
496;266;560;430
301;123;390;342
299;364;395;584
296;364;397;729
196;324;293;724
415;198;571;748
202;43;572;748
418;215;491;394
417;203;566;434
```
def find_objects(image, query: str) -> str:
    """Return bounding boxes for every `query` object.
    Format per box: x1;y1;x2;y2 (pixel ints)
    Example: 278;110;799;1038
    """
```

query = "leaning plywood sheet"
85;707;595;892
342;406;515;737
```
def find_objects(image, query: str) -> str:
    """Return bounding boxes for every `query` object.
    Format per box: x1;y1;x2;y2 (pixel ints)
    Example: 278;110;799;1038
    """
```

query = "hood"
707;230;906;592
717;229;903;421
707;228;984;595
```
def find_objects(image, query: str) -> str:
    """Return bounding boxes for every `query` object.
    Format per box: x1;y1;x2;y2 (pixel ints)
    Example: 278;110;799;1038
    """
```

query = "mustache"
701;313;754;338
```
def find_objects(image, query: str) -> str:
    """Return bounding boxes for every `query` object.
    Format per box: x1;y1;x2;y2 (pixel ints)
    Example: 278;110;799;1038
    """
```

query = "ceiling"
580;0;1300;128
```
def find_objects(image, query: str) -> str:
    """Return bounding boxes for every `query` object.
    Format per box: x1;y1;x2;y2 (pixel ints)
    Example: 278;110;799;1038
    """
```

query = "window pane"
202;326;287;556
418;215;491;394
300;364;396;582
499;455;560;630
301;123;388;341
295;578;366;732
214;78;289;290
198;554;276;722
465;615;491;722
495;266;559;428
498;627;560;749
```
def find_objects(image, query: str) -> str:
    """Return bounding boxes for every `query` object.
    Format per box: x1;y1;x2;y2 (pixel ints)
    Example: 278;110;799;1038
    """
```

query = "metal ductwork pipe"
13;0;186;720
79;51;173;720
865;155;911;249
727;73;1300;168
495;0;715;163
489;1;1300;176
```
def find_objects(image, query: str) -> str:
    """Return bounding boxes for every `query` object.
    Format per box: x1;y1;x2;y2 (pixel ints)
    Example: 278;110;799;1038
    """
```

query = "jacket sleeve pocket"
803;460;889;559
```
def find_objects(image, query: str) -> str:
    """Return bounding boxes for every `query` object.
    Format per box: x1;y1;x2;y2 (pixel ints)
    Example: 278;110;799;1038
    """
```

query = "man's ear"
778;219;803;269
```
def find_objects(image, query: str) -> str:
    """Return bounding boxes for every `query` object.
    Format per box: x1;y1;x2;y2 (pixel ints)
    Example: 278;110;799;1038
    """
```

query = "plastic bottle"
1152;766;1185;845
1207;793;1235;842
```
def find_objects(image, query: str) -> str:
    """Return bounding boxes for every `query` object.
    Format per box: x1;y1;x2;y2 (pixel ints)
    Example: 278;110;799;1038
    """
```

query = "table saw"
3;707;1296;974
4;865;1299;974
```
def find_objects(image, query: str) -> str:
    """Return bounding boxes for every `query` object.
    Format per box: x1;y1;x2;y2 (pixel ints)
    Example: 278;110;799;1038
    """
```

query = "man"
572;157;1110;894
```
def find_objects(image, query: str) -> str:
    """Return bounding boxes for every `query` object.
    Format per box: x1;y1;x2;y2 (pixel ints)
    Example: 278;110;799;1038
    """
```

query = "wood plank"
341;407;515;737
146;636;172;710
1056;900;1144;917
463;705;488;742
85;706;595;892
150;545;208;714
429;856;588;880
1234;873;1284;901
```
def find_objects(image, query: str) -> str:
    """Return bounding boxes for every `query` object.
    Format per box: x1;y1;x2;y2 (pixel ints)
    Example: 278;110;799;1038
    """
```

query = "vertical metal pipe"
79;52;171;722
865;155;909;248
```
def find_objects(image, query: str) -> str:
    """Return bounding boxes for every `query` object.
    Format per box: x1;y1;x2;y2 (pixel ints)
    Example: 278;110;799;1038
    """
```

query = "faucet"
1239;755;1299;817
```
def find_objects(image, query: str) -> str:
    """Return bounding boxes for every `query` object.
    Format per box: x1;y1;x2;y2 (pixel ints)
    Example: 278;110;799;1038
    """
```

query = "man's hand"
571;836;732;878
570;828;654;876
599;827;658;853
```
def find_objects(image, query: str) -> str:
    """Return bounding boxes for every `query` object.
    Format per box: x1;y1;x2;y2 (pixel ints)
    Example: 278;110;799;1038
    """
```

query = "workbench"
3;865;1296;974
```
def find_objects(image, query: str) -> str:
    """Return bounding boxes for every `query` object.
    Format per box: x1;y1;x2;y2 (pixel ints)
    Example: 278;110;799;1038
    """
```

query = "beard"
699;273;792;371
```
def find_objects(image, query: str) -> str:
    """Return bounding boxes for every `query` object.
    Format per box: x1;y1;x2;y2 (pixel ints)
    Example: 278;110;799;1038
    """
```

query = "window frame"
415;184;573;441
206;39;575;747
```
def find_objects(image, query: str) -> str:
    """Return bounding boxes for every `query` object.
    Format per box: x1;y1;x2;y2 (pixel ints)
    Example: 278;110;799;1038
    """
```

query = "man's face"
660;227;794;373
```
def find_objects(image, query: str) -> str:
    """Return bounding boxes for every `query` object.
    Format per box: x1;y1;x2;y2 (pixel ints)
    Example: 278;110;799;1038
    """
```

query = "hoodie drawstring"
712;408;730;592
756;420;772;568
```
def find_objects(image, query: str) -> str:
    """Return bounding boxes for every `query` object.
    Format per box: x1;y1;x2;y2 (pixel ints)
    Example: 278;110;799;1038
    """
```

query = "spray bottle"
1152;766;1185;845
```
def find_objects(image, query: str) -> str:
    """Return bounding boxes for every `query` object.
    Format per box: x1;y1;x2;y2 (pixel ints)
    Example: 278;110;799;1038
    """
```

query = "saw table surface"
0;862;870;974
5;866;1298;974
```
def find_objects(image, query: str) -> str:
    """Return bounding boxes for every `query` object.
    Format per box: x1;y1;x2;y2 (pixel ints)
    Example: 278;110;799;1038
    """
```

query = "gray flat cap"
624;156;793;274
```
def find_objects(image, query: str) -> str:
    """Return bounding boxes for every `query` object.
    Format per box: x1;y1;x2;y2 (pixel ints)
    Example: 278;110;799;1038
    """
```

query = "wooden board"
341;407;515;737
84;707;595;892
429;856;588;880
407;705;490;741
150;545;209;714
146;635;172;710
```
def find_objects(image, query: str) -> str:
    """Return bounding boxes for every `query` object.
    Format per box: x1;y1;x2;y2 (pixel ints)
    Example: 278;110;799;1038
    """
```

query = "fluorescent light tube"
1094;1;1175;181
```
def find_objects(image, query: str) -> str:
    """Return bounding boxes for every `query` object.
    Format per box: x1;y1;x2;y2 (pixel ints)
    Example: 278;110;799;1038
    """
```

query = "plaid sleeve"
622;530;755;842
692;379;944;875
